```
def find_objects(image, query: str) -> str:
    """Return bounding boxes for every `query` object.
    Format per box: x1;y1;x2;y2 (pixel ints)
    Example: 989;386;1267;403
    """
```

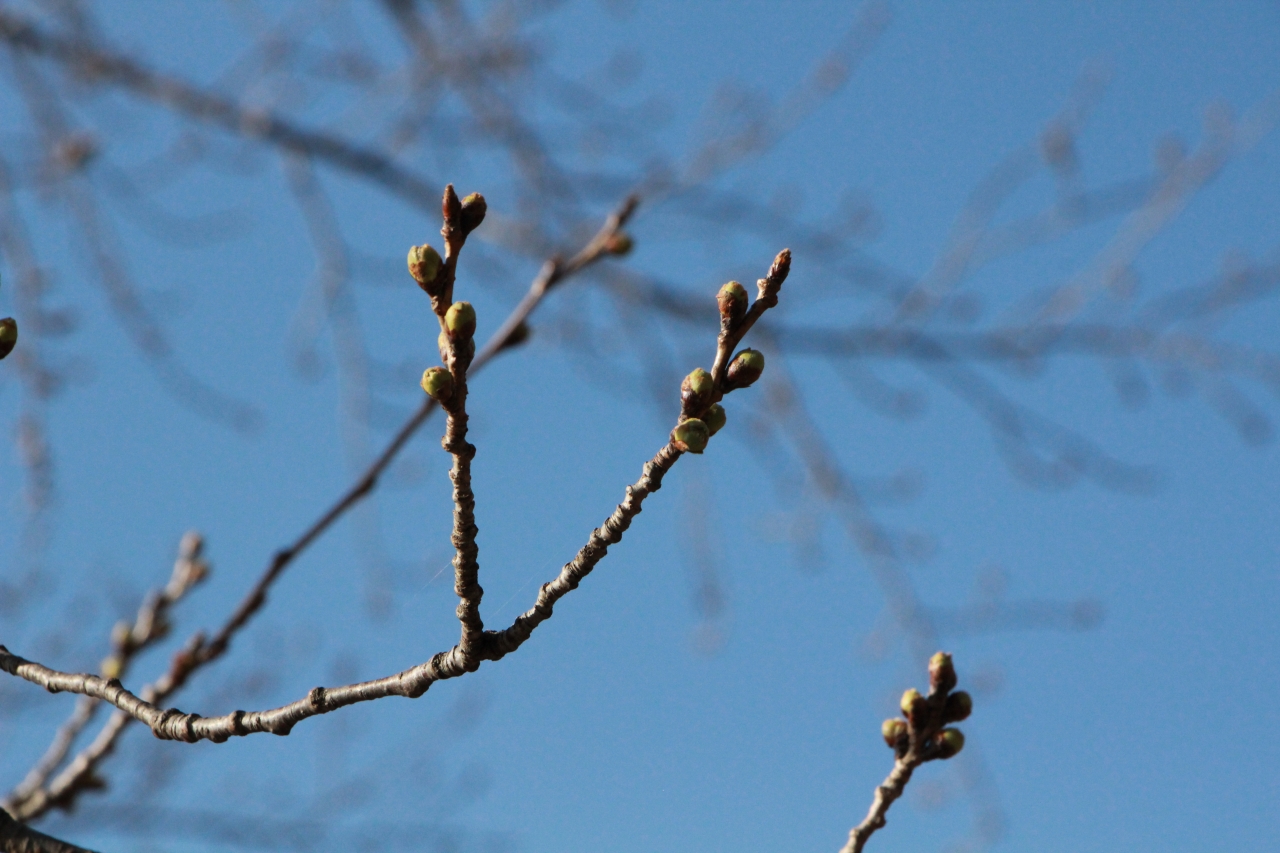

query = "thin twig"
0;807;98;853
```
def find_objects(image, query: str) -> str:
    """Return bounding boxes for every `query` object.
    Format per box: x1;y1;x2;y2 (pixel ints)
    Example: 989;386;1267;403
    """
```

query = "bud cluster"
880;650;972;763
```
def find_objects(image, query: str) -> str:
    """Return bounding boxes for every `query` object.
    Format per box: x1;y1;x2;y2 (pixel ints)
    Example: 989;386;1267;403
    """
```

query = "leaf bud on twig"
460;192;487;234
929;651;957;694
881;718;908;749
420;366;454;402
681;367;714;412
408;244;443;293
726;348;765;389
445;301;477;340
717;281;748;328
0;317;16;359
935;728;965;759
604;232;633;255
703;403;727;436
671;418;710;454
442;184;462;226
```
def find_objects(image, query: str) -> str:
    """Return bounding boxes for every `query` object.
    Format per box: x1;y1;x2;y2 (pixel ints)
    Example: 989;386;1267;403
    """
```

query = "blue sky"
1;2;1279;852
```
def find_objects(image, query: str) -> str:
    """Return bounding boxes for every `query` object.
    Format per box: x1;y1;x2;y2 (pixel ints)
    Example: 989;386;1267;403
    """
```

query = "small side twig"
840;652;973;853
2;533;207;819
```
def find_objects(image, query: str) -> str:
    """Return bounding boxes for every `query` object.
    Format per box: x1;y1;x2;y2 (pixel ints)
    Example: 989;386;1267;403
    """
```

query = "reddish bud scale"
944;691;972;723
717;281;748;327
929;651;957;694
726;349;765;389
936;728;965;759
0;317;16;360
460;192;487;234
605;232;633;256
681;367;715;413
881;718;907;749
442;184;462;226
445;301;477;340
703;403;727;436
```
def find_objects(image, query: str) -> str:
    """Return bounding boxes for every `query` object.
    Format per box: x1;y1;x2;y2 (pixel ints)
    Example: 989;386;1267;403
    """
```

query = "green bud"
0;317;16;360
726;348;765;389
703;403;727;436
900;688;926;722
100;656;122;680
605;232;633;255
943;691;972;723
420;366;454;402
445;301;476;340
681;367;714;411
408;244;443;291
110;620;132;649
929;651;957;693
717;281;748;327
460;192;487;234
881;718;907;749
671;418;710;454
935;728;965;759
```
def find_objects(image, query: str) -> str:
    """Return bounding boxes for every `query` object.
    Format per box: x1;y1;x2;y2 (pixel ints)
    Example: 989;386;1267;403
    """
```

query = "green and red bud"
943;691;972;723
408;244;443;292
929;651;957;694
420;366;454;402
671;418;710;454
900;688;927;724
881;718;908;749
717;281;748;327
445;301;477;340
703;403;727;436
935;728;965;759
681;367;715;412
460;192;487;234
726;348;765;389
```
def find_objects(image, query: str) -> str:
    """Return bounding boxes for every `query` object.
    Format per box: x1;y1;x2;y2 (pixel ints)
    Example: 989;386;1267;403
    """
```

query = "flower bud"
943;690;972;723
900;688;927;724
929;651;957;693
460;192;487;234
0;317;16;360
703;403;727;436
726;348;764;389
420;366;454;402
681;367;714;412
502;321;531;349
110;621;132;649
881;718;907;749
408;244;443;291
445;301;476;340
671;418;710;454
604;232;633;256
717;281;748;327
935;728;965;759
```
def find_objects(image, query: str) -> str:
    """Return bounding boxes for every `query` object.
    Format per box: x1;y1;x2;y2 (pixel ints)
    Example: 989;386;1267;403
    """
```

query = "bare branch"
0;807;97;853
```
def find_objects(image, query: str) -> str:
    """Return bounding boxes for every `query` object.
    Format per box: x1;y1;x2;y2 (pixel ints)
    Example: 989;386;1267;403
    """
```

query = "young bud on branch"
445;301;477;340
604;232;633;255
407;244;443;292
881;718;907;749
717;280;748;328
671;418;710;454
943;690;972;723
726;348;765;389
929;651;957;694
703;403;727;436
681;367;714;413
900;688;927;725
420;366;455;402
460;192;487;235
935;728;965;759
443;184;462;227
0;317;16;359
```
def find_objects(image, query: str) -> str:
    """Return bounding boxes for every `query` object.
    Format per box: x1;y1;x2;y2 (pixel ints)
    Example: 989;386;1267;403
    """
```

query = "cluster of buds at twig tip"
0;317;16;360
725;348;764;389
881;651;972;762
442;184;488;241
421;366;454;403
408;244;444;296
